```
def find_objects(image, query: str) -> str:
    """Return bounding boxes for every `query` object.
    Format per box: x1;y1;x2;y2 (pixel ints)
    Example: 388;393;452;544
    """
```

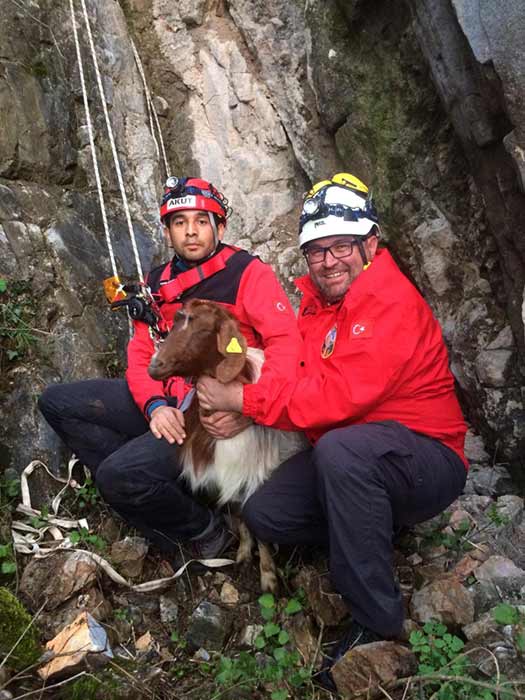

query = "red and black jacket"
126;243;302;418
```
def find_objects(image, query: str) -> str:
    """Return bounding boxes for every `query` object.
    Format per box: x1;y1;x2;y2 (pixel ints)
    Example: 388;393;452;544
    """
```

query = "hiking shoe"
187;513;236;560
315;621;383;692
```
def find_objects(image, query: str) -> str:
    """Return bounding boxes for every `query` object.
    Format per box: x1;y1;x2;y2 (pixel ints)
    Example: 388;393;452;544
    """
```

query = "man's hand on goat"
196;377;244;413
149;406;186;445
200;410;253;439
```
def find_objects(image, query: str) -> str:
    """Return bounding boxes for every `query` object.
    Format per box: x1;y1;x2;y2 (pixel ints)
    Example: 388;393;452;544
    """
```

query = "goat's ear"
216;319;247;383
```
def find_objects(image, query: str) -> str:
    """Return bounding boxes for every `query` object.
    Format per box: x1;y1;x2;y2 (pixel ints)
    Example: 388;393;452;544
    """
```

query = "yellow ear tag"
226;337;243;354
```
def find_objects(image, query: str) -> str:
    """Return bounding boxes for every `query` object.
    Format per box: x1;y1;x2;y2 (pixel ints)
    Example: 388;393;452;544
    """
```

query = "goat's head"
148;299;248;383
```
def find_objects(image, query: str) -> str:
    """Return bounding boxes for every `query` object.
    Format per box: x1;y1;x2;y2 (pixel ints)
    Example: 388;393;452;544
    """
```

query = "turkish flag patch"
351;320;373;338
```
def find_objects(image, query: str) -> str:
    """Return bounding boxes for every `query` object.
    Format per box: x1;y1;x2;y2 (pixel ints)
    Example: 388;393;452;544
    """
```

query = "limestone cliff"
0;0;523;476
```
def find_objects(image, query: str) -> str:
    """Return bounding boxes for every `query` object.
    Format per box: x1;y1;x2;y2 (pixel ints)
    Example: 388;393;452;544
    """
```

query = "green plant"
0;279;37;364
114;607;133;623
69;527;106;551
74;474;100;510
419;515;473;553
486;503;510;528
215;593;310;699
170;629;187;650
0;473;20;510
493;604;525;653
29;505;50;530
410;620;498;700
0;542;16;576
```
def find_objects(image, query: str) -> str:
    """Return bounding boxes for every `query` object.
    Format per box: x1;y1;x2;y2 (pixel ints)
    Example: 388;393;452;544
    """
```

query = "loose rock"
186;601;230;651
38;611;112;680
293;566;348;627
20;551;98;611
110;536;148;578
332;642;417;698
410;575;475;626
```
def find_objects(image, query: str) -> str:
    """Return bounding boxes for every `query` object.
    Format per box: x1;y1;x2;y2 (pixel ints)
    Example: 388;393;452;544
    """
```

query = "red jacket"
126;244;302;417
243;249;468;466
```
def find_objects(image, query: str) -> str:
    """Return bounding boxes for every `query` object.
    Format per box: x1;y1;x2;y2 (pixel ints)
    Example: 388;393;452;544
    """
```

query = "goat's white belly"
181;426;307;506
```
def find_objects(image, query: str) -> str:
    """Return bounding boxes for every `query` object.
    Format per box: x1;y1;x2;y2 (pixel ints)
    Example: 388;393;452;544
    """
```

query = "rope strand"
78;0;144;282
130;38;170;177
69;0;118;279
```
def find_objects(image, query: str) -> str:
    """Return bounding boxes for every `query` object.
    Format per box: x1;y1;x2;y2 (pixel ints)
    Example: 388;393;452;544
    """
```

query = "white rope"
130;38;170;177
78;0;144;283
69;0;118;279
12;460;234;592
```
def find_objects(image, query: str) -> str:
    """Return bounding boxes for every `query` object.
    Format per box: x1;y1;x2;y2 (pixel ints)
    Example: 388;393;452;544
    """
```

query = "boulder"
20;551;98;611
185;601;230;651
410;575;475;626
332;642;417;698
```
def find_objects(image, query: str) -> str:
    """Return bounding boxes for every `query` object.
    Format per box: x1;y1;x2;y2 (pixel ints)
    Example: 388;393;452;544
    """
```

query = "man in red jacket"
38;176;301;562
197;173;468;684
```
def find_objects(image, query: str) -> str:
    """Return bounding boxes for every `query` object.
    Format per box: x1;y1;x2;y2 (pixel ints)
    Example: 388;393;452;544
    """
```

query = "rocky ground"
1;444;525;700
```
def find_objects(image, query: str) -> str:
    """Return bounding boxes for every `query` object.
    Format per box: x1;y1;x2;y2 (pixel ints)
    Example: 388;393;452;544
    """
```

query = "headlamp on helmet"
299;173;379;249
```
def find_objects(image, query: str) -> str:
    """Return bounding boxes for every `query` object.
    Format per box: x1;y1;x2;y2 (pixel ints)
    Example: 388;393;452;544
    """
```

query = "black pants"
38;379;211;550
242;421;467;637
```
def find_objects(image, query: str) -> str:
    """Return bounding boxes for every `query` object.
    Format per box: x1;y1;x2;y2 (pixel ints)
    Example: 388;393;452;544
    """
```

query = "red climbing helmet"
160;177;229;223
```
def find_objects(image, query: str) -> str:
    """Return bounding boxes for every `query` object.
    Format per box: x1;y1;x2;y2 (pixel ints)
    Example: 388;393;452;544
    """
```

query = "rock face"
0;0;524;477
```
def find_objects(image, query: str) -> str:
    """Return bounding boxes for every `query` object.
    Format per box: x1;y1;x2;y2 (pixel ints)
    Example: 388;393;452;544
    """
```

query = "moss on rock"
0;587;41;671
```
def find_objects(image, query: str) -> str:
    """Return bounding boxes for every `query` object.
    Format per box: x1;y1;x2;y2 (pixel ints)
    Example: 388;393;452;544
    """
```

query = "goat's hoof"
260;571;279;594
236;549;252;565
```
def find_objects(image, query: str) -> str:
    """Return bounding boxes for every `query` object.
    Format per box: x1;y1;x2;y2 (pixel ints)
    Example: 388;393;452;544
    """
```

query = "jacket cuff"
242;384;260;420
144;396;169;420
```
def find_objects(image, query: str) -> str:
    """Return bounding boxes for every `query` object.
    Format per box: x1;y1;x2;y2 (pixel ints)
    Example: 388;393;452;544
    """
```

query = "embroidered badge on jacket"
351;321;373;338
321;324;337;358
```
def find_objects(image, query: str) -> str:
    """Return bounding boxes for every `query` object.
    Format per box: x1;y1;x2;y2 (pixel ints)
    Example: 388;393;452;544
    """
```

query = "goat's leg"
236;519;254;564
258;540;278;594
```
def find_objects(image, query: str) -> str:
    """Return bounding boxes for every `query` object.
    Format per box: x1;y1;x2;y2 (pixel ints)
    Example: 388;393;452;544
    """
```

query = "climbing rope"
130;38;170;178
68;0;118;280
77;0;144;283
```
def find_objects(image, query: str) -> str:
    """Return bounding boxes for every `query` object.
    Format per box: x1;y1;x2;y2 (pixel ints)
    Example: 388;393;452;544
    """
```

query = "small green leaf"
271;689;288;700
261;606;275;621
515;631;525;652
493;603;520;626
0;279;7;293
259;592;275;609
284;598;302;615
273;646;287;663
254;635;266;649
264;622;280;638
1;561;16;574
69;531;81;544
278;630;289;645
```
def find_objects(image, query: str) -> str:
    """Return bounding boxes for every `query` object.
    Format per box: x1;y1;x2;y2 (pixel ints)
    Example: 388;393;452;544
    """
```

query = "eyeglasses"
303;240;356;264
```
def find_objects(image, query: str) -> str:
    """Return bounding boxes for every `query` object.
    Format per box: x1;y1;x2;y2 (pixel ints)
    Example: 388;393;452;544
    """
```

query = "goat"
147;298;306;592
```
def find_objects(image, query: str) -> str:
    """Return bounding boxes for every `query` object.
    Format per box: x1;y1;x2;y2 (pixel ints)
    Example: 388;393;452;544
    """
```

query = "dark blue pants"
242;421;467;637
38;379;211;550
